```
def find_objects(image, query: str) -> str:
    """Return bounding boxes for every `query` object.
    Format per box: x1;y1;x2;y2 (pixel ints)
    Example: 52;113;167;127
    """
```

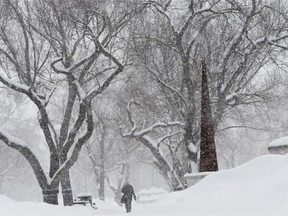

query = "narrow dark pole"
199;59;218;172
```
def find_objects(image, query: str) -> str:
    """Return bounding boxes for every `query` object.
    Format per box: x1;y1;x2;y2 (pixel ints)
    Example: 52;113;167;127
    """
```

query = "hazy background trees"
121;0;288;176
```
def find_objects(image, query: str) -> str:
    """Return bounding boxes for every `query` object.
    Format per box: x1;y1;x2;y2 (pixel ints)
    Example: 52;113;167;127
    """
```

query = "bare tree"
0;0;144;205
85;114;117;201
105;142;138;205
85;109;140;203
123;0;288;174
121;100;186;191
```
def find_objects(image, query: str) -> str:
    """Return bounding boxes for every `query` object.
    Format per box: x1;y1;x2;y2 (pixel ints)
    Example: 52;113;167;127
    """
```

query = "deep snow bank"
2;154;288;215
134;154;288;215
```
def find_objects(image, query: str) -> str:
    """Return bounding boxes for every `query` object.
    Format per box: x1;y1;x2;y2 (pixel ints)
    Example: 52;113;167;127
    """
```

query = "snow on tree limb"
135;122;184;137
50;103;94;185
143;64;188;108
0;129;27;147
0;75;57;154
0;75;29;93
156;130;184;150
72;80;86;100
217;2;258;92
87;65;124;100
221;33;288;96
44;84;58;107
121;101;186;189
50;48;100;75
61;101;89;156
122;121;184;138
0;128;49;189
123;100;184;138
50;58;69;75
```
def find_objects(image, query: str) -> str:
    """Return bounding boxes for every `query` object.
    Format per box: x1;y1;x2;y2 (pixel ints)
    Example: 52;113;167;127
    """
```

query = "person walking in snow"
121;181;136;213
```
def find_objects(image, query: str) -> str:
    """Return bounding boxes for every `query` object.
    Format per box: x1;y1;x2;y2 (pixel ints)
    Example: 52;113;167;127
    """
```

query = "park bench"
73;193;97;209
268;136;288;155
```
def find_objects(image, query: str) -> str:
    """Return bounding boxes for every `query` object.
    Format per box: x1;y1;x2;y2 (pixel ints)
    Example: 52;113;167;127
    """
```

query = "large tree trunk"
183;109;196;173
60;169;74;206
59;152;74;206
42;185;59;205
58;81;77;206
199;60;218;172
181;51;198;174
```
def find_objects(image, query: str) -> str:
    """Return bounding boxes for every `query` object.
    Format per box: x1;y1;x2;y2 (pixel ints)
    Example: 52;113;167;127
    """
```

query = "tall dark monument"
199;59;218;172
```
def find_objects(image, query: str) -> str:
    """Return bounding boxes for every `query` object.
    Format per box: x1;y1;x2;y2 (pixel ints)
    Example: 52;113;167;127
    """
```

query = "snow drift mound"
134;154;288;215
1;155;288;215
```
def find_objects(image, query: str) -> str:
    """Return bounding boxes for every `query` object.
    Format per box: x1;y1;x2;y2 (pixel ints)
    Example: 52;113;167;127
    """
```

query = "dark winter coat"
121;184;136;202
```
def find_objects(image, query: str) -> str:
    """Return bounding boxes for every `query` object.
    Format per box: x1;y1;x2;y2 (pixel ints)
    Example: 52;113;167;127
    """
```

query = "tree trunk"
98;167;105;201
106;163;129;205
42;187;59;205
181;52;197;174
114;188;122;205
138;136;184;190
183;109;196;173
59;152;74;206
199;60;218;172
60;169;74;206
98;131;105;201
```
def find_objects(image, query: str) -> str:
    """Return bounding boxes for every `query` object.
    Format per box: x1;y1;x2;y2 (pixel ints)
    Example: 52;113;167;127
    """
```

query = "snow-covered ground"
2;154;288;215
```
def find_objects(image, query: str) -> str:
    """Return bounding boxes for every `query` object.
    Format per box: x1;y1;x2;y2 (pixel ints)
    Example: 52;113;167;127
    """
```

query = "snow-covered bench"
73;193;97;209
184;172;213;187
137;187;167;204
268;137;288;155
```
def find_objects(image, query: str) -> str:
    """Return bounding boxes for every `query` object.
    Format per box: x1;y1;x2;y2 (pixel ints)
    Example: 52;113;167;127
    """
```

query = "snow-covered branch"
50;58;69;75
216;125;272;133
87;64;124;100
0;75;57;154
0;129;48;189
96;41;123;68
222;33;288;95
51;103;94;185
44;84;58;107
156;130;184;150
62;101;90;156
143;65;188;108
122;121;184;138
135;122;184;137
72;80;86;100
217;3;258;91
